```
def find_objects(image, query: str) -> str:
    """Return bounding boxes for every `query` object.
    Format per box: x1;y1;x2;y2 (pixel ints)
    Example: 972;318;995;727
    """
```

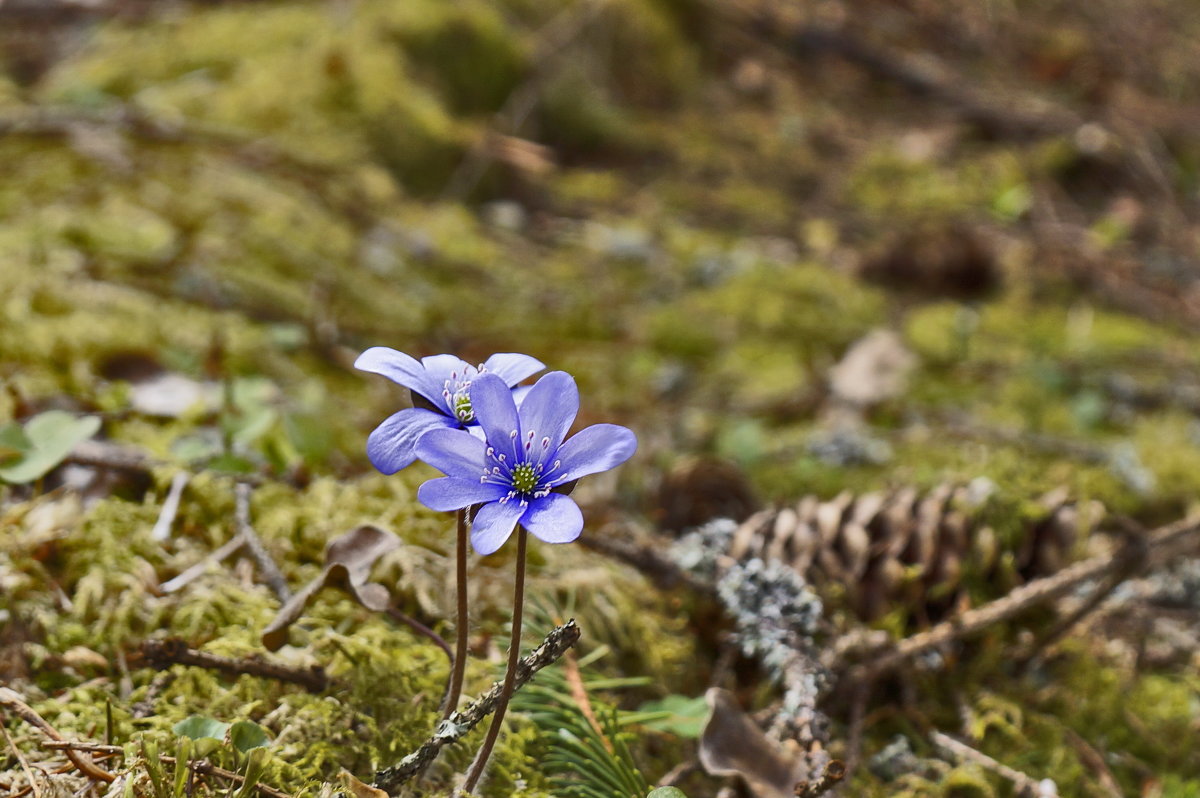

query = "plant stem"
461;528;527;794
441;509;470;720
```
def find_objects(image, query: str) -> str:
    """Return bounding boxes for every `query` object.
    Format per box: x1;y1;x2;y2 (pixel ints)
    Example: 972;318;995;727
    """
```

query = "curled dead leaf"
261;525;400;651
338;769;389;798
699;688;820;798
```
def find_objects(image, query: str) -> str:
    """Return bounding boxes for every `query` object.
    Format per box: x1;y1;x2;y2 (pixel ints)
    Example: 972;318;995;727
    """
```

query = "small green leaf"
0;412;101;484
0;423;31;462
172;715;230;741
228;720;270;753
233;748;270;798
636;695;709;739
648;789;688;798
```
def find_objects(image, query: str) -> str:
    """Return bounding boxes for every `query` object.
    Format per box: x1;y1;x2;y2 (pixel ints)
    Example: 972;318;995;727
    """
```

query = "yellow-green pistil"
510;462;539;494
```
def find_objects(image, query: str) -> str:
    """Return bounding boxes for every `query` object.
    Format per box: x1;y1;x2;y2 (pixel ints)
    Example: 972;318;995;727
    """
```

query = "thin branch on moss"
371;619;582;795
140;637;329;692
1062;729;1123;798
1015;525;1148;671
43;741;124;754
0;687;116;784
837;514;1200;678
235;482;292;602
160;535;246;594
930;731;1048;795
131;671;176;719
384;606;454;663
151;470;191;541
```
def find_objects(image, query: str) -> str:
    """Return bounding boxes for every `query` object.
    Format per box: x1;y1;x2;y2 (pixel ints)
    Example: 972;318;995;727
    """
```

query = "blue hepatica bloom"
355;348;545;474
415;371;637;555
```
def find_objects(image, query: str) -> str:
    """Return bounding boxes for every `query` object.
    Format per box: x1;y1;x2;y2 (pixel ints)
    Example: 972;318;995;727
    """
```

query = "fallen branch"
371;619;582;794
931;731;1050;796
834;514;1200;678
140;637;329;693
0;687;115;784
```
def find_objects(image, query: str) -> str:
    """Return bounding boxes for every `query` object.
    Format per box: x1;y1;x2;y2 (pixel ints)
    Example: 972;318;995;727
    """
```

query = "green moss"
391;0;529;116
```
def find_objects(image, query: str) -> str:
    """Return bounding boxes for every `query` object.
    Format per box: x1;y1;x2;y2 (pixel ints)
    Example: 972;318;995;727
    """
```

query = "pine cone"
728;480;1101;623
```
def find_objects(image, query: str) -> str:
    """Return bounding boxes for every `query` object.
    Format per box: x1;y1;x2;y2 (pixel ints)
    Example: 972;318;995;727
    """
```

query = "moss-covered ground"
2;0;1200;795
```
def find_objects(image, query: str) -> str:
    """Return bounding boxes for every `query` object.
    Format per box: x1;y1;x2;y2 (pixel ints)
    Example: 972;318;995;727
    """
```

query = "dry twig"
931;731;1049;796
150;470;191;541
131;671;176;719
140;637;329;693
159;534;246;594
235;482;292;602
834;514;1200;678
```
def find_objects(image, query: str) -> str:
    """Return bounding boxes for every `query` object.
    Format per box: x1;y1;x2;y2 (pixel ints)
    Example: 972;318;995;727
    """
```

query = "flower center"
510;462;539;494
442;369;479;424
453;392;473;423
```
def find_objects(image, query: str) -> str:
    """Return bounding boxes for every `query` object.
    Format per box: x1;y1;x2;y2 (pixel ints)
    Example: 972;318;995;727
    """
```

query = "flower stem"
441;509;469;720
461;527;527;794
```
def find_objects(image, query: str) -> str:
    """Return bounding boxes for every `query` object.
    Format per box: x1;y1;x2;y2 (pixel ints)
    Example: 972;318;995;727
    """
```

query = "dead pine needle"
0;687;115;784
1;722;43;798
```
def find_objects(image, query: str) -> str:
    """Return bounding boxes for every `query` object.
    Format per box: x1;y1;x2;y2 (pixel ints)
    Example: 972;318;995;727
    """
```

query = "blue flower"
355;348;545;474
415;371;637;555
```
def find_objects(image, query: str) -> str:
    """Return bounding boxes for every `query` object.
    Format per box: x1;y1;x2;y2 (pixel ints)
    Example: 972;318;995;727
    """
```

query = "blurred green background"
3;0;1200;796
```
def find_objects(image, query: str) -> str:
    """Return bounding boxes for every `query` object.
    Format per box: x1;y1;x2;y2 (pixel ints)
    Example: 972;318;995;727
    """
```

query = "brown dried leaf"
261;525;400;651
698;688;810;798
338;769;389;798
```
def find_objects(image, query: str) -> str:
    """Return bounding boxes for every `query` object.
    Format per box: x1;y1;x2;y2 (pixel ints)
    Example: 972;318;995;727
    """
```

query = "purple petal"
356;348;445;407
516;371;578;456
483;353;545;386
418;478;507;512
548;423;637;485
421;354;472;382
416;428;487;479
511;385;533;407
520;493;583;544
470;499;525;555
366;408;457;474
470;373;521;458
